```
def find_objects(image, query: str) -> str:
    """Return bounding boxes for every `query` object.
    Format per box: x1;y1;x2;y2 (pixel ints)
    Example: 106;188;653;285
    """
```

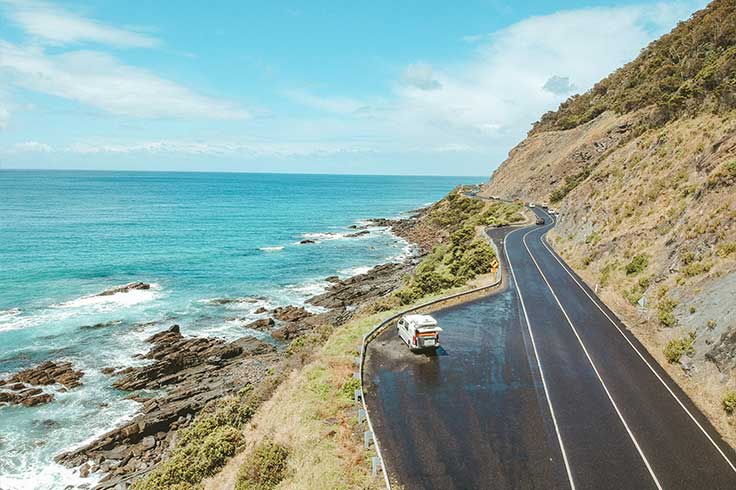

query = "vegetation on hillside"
235;440;290;490
132;380;279;490
394;190;524;305
532;0;736;134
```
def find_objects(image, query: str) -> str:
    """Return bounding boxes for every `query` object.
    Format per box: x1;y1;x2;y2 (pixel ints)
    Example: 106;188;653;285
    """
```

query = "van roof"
403;314;437;325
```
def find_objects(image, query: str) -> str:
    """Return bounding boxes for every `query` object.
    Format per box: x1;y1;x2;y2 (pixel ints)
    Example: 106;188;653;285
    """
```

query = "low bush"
717;242;736;258
132;385;267;490
339;375;360;402
658;296;678;327
625;254;649;275
664;332;695;363
681;259;713;277
235;440;290;490
723;392;736;414
396;225;496;305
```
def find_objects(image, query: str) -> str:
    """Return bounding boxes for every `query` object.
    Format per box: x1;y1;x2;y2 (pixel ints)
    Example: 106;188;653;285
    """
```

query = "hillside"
483;0;736;444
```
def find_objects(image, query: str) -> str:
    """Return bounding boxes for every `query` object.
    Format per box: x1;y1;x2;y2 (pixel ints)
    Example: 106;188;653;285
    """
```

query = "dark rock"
271;306;312;322
0;360;84;407
7;360;84;389
80;320;123;330
22;393;54;407
299;239;316;244
706;328;736;372
254;306;268;314
243;318;275;331
207;297;261;306
55;333;280;485
345;230;370;238
97;282;150;297
324;276;341;284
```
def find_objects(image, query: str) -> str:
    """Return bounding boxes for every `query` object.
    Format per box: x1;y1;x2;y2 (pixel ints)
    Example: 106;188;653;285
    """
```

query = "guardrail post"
354;388;363;404
372;456;381;477
364;430;374;449
357;408;366;423
354;356;361;366
353;371;361;381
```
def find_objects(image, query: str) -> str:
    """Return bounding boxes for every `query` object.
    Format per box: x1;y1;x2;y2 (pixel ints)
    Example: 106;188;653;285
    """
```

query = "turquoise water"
0;170;476;489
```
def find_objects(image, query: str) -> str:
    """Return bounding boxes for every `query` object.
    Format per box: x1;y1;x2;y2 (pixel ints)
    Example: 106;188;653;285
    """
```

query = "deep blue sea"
0;170;476;489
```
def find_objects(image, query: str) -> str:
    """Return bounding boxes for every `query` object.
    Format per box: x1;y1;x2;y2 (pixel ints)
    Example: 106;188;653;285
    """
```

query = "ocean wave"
55;283;160;310
300;231;348;242
258;246;284;252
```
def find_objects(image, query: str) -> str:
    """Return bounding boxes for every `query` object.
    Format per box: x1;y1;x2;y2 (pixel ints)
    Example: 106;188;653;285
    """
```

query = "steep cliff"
483;0;736;443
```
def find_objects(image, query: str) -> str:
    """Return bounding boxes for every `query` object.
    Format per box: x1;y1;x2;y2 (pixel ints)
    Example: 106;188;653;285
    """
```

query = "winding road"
364;209;736;490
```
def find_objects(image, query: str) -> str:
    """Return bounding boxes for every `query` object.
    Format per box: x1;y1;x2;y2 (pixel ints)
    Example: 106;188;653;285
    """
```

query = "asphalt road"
364;210;736;490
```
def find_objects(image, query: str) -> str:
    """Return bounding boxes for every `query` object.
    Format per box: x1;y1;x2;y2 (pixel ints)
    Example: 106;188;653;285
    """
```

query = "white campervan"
397;314;443;352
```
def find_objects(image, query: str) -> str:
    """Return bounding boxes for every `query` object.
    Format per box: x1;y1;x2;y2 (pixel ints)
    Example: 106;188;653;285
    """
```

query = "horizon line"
0;167;489;179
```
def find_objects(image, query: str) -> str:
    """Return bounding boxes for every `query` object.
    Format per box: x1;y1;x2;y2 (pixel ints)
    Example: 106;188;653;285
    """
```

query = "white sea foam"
55;283;160;310
338;265;372;277
300;231;348;241
259;246;284;252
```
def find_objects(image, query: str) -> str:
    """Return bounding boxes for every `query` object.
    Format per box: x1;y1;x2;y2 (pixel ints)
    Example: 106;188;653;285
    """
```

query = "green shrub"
625;254;649;275
340;376;360;401
599;262;616;287
717;242;736;258
664;332;695;363
235;440;290;490
133;387;265;490
723;392;736;414
658;296;678;327
395;225;497;304
681;259;713;277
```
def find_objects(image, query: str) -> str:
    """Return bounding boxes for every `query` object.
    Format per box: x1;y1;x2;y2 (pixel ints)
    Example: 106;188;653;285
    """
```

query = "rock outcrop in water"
0;360;84;407
97;282;151;296
55;325;278;486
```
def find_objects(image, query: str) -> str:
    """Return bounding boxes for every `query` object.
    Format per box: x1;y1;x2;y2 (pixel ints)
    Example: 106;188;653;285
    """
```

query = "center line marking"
503;225;576;490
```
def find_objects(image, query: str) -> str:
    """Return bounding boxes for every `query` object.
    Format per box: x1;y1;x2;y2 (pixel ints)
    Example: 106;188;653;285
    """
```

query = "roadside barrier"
354;228;508;489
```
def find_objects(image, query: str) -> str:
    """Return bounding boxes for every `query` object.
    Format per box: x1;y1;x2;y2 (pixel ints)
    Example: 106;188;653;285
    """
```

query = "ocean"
0;170;476;489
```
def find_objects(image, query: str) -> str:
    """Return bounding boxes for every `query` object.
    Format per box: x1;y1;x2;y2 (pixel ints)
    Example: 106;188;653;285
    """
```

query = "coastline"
0;205;430;490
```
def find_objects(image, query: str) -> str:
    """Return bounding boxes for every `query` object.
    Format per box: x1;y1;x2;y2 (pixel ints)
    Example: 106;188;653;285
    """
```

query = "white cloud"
0;41;248;120
12;141;52;152
386;1;706;156
1;0;158;47
63;140;375;158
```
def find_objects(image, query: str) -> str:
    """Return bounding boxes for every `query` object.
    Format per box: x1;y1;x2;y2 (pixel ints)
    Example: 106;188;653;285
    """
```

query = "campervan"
397;314;443;352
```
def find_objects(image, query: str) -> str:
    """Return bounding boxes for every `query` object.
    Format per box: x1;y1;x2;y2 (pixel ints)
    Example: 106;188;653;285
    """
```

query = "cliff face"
483;0;736;443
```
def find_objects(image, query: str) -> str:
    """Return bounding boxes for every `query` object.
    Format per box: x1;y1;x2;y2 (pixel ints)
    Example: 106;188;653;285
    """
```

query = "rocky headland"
38;214;423;488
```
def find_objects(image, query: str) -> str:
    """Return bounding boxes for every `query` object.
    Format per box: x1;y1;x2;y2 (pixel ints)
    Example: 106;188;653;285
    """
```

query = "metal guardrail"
356;230;506;489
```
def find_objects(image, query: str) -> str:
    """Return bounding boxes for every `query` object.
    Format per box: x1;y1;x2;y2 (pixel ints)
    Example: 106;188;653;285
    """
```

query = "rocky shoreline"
0;214;425;489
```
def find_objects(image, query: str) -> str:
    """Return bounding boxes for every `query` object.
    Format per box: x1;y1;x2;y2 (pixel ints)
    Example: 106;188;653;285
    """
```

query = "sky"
0;0;709;176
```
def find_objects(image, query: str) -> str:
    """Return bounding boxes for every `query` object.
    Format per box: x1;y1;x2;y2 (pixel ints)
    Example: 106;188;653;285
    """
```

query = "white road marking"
535;208;736;474
502;225;577;490
520;224;663;490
